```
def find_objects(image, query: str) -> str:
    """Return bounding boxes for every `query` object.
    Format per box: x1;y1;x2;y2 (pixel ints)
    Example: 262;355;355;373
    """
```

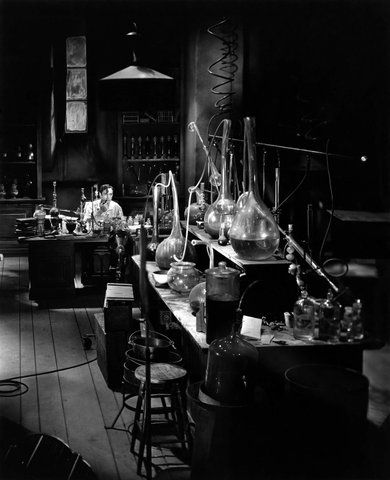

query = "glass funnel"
230;117;280;260
204;119;236;239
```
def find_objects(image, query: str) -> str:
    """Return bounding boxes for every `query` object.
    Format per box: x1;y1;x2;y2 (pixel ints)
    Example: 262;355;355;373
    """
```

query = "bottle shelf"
1;161;36;166
125;157;180;163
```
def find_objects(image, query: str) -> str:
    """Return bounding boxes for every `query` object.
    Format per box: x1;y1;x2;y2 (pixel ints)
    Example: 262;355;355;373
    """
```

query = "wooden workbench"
131;254;366;383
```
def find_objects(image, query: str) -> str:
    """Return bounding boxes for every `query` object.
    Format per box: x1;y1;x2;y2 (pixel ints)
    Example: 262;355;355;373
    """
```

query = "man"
83;184;123;227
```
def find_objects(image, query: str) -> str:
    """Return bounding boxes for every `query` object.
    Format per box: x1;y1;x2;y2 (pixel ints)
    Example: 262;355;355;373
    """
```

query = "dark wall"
244;1;390;215
0;0;183;210
1;0;389;216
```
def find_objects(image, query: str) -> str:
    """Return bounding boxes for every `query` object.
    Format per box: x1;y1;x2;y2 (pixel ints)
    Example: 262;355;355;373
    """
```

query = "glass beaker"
205;261;240;344
230;117;280;260
204;119;236;238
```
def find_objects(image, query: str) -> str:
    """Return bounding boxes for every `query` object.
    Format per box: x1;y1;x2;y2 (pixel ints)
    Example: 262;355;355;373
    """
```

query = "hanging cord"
235;280;262;327
207;17;238;135
277;155;311;211
319;139;334;262
0;356;97;398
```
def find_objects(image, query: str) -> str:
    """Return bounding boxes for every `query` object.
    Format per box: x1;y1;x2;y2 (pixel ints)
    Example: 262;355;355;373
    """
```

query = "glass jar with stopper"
319;289;341;342
293;288;316;341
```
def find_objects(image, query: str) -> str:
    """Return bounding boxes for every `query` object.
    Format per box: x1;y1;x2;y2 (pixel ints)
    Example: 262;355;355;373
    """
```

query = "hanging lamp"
100;22;173;81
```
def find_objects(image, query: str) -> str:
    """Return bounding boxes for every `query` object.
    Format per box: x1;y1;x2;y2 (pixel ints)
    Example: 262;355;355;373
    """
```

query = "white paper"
241;315;263;339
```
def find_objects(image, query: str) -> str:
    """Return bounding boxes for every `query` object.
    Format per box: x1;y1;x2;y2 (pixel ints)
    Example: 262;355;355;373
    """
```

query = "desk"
24;234;109;302
131;255;367;383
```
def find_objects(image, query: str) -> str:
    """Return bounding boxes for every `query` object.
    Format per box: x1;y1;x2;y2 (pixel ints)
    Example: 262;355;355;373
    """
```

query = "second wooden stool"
130;363;189;476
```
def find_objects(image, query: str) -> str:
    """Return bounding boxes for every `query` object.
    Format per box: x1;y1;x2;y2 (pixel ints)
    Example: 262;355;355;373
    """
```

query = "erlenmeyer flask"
184;182;209;224
204;119;236;238
155;171;196;270
230;117;280;260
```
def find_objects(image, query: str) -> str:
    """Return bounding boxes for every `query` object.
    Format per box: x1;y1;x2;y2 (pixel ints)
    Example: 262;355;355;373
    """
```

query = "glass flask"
189;280;206;313
155;171;196;270
205;261;240;344
146;185;160;261
204;119;236;238
230;117;280;260
293;289;315;340
319;289;341;342
167;261;200;293
204;311;258;405
184;182;209;225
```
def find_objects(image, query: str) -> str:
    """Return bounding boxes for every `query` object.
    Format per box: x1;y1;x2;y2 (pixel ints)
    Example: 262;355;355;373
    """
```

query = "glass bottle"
293;289;315;340
339;306;354;343
167;261;200;293
155;171;196;270
230;117;280;260
146;185;160;261
352;298;364;341
319;289;341;342
204;119;236;239
27;144;35;161
205;261;240;344
34;204;46;236
204;310;258;405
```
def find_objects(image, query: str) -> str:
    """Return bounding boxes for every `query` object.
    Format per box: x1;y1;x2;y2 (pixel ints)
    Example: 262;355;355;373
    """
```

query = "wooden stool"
130;363;189;476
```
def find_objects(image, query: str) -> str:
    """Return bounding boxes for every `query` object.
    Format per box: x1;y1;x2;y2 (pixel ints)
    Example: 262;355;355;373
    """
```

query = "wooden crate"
94;313;129;391
104;283;134;332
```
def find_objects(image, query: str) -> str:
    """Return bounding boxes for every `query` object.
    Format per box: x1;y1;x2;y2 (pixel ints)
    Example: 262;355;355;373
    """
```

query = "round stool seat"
134;363;187;385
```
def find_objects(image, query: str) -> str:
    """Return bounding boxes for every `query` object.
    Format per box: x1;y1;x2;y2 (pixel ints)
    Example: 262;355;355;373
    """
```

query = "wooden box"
104;283;134;332
94;313;129;391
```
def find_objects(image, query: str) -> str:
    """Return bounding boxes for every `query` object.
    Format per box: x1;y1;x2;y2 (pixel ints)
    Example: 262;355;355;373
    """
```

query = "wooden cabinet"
0;123;44;253
116;110;181;216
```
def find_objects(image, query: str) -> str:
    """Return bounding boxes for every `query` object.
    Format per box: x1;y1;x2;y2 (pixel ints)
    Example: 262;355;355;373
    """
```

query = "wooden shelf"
125;158;179;163
1;161;36;165
184;223;289;270
0;197;45;204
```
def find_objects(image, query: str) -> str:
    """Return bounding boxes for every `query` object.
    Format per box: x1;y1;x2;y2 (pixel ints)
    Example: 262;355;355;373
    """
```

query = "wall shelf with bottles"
0;123;42;201
117;110;181;196
0;122;43;252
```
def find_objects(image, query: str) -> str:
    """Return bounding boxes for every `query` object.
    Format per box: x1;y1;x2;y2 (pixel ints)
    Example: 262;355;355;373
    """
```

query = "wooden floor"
0;256;185;480
0;255;389;480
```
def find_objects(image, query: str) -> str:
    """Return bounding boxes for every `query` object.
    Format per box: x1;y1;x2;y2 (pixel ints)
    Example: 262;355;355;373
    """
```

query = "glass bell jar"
203;310;258;406
155;171;196;270
204;119;236;239
230;117;280;260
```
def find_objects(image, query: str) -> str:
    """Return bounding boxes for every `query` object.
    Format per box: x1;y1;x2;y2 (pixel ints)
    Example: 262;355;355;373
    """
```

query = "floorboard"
1;254;389;480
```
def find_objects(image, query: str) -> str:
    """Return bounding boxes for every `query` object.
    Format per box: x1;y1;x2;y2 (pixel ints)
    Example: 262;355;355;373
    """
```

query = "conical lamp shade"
101;65;173;81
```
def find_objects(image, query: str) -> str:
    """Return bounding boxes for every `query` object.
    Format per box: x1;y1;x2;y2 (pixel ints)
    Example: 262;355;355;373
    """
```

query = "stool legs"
130;383;145;455
131;380;189;476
